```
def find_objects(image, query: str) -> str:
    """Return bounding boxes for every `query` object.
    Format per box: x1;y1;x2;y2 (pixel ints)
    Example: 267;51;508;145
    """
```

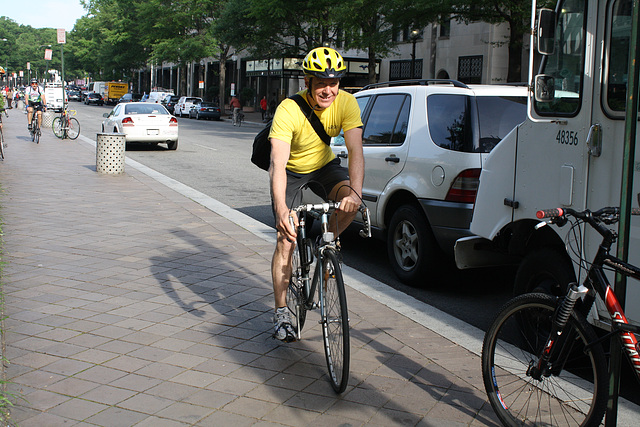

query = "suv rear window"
428;94;526;153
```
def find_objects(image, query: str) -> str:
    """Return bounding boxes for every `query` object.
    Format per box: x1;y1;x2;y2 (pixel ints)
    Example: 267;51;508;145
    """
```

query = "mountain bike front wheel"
52;117;64;139
481;293;607;427
286;241;307;334
67;117;80;140
320;247;350;393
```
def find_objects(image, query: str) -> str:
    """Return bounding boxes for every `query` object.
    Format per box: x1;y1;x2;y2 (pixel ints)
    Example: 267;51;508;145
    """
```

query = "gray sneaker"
273;307;296;342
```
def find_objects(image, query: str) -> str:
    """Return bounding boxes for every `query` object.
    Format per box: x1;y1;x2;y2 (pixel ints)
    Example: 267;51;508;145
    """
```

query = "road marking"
194;143;217;151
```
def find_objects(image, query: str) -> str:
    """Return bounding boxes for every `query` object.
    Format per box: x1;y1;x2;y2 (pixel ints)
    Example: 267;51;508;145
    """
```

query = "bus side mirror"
535;74;555;102
537;8;556;55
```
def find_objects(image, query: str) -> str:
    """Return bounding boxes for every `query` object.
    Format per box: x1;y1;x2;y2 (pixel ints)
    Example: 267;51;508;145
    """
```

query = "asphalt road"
71;101;513;332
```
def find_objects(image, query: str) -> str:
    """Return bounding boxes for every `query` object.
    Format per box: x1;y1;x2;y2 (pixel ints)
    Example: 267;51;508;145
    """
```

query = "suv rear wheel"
387;204;440;286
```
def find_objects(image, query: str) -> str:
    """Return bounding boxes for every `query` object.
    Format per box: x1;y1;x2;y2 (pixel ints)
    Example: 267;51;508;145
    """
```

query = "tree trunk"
219;52;227;113
368;48;377;84
507;22;523;82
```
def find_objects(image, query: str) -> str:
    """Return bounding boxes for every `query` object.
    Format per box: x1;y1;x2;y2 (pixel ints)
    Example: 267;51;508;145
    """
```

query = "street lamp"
410;29;420;79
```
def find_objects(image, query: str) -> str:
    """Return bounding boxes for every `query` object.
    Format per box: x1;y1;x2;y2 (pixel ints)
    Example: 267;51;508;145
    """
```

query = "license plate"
147;129;159;135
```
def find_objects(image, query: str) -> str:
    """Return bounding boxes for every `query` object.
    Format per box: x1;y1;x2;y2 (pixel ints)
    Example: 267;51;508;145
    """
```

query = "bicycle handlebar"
536;207;640;221
291;202;372;238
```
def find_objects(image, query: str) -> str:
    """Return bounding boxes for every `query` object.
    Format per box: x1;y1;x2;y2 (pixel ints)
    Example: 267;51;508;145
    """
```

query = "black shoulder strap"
290;94;331;145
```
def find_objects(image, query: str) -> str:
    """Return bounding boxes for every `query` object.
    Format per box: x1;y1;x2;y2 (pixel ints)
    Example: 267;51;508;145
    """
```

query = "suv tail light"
169;117;178;126
122;117;134;127
445;169;481;203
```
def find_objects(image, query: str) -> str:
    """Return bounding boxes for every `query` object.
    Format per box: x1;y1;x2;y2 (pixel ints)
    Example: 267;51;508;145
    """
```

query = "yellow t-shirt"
269;89;362;174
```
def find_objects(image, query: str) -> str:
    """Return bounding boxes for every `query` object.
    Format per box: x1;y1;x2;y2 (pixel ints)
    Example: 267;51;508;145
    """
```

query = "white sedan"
102;102;179;150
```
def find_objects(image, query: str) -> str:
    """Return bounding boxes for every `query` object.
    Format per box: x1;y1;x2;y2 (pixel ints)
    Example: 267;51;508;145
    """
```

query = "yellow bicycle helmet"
302;47;346;79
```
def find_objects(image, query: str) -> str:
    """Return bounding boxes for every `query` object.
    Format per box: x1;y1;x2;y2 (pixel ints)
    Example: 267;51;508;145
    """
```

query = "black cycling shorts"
28;102;44;111
271;158;350;218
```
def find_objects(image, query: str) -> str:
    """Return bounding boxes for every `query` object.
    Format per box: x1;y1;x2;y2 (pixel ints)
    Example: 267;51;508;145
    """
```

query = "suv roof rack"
360;79;470;91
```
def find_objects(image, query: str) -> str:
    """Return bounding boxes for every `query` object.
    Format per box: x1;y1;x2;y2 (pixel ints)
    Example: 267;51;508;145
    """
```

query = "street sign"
57;29;66;44
44;49;53;61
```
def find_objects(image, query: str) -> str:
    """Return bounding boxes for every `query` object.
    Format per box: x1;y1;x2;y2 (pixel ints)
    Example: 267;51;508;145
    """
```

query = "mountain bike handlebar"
291;202;372;238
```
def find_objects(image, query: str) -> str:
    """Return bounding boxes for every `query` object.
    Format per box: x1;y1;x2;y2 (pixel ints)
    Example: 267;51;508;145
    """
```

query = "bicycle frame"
542;209;640;381
587;251;640;380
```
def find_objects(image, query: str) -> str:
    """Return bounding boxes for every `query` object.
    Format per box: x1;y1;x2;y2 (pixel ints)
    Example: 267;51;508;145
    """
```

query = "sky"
2;0;87;31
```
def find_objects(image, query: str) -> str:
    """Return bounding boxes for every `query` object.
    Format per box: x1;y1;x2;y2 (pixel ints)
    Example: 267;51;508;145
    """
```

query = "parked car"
84;92;104;106
174;96;202;117
304;80;528;286
101;102;178;150
162;95;180;114
67;90;82;102
118;93;142;103
188;101;221;120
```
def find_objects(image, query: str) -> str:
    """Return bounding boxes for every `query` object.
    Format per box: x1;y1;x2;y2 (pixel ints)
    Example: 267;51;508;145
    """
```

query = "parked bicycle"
52;105;80;140
286;200;371;393
482;204;640;426
0;108;7;160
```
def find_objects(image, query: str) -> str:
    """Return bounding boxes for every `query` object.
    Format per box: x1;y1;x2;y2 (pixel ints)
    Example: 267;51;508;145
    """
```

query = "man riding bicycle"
26;78;47;131
269;47;364;341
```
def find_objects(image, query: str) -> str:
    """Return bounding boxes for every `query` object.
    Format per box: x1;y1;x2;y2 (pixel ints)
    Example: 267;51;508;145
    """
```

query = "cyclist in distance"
26;78;46;131
269;47;364;341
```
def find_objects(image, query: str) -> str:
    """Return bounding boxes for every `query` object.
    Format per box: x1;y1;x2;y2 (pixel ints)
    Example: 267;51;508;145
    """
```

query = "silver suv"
324;80;527;286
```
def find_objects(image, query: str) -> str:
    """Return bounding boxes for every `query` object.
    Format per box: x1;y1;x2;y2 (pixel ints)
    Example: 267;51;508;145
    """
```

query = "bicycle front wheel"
67;117;80;140
52;117;64;139
286;241;307;334
482;293;607;427
320;247;350;393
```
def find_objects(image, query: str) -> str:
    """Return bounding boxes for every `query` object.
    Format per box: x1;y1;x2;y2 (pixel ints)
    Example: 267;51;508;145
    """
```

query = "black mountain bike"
482;205;640;426
286;200;371;393
29;105;43;144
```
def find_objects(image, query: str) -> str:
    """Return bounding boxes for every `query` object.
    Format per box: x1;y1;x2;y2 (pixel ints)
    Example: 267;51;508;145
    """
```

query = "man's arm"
269;137;296;240
339;126;364;212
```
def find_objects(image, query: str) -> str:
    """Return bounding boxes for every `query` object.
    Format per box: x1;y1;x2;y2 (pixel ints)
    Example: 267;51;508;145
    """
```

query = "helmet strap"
304;76;321;110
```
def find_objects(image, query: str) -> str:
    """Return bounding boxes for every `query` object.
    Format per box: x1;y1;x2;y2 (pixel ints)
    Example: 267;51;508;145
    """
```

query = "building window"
457;55;483;84
390;60;423;80
440;19;451;38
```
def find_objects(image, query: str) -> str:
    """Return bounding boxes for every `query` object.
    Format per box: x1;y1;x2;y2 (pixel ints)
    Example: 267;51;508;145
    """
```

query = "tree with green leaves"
449;0;535;82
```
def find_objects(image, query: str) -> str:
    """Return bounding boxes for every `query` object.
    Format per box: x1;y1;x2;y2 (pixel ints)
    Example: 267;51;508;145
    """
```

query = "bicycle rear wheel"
482;293;607;427
286;241;308;334
67;117;80;140
320;247;350;393
52;117;64;139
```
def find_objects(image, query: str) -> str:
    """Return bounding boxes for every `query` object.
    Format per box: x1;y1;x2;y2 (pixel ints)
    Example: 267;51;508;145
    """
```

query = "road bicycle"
0;108;7;160
286;199;371;393
232;109;244;126
29;105;43;144
482;204;640;426
52;105;80;140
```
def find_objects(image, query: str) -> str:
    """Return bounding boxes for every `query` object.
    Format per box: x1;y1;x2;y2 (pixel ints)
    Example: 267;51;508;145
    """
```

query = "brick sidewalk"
0;109;500;426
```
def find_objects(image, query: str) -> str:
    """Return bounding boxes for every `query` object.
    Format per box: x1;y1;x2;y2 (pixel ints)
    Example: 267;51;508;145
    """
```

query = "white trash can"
42;111;55;128
96;133;126;174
